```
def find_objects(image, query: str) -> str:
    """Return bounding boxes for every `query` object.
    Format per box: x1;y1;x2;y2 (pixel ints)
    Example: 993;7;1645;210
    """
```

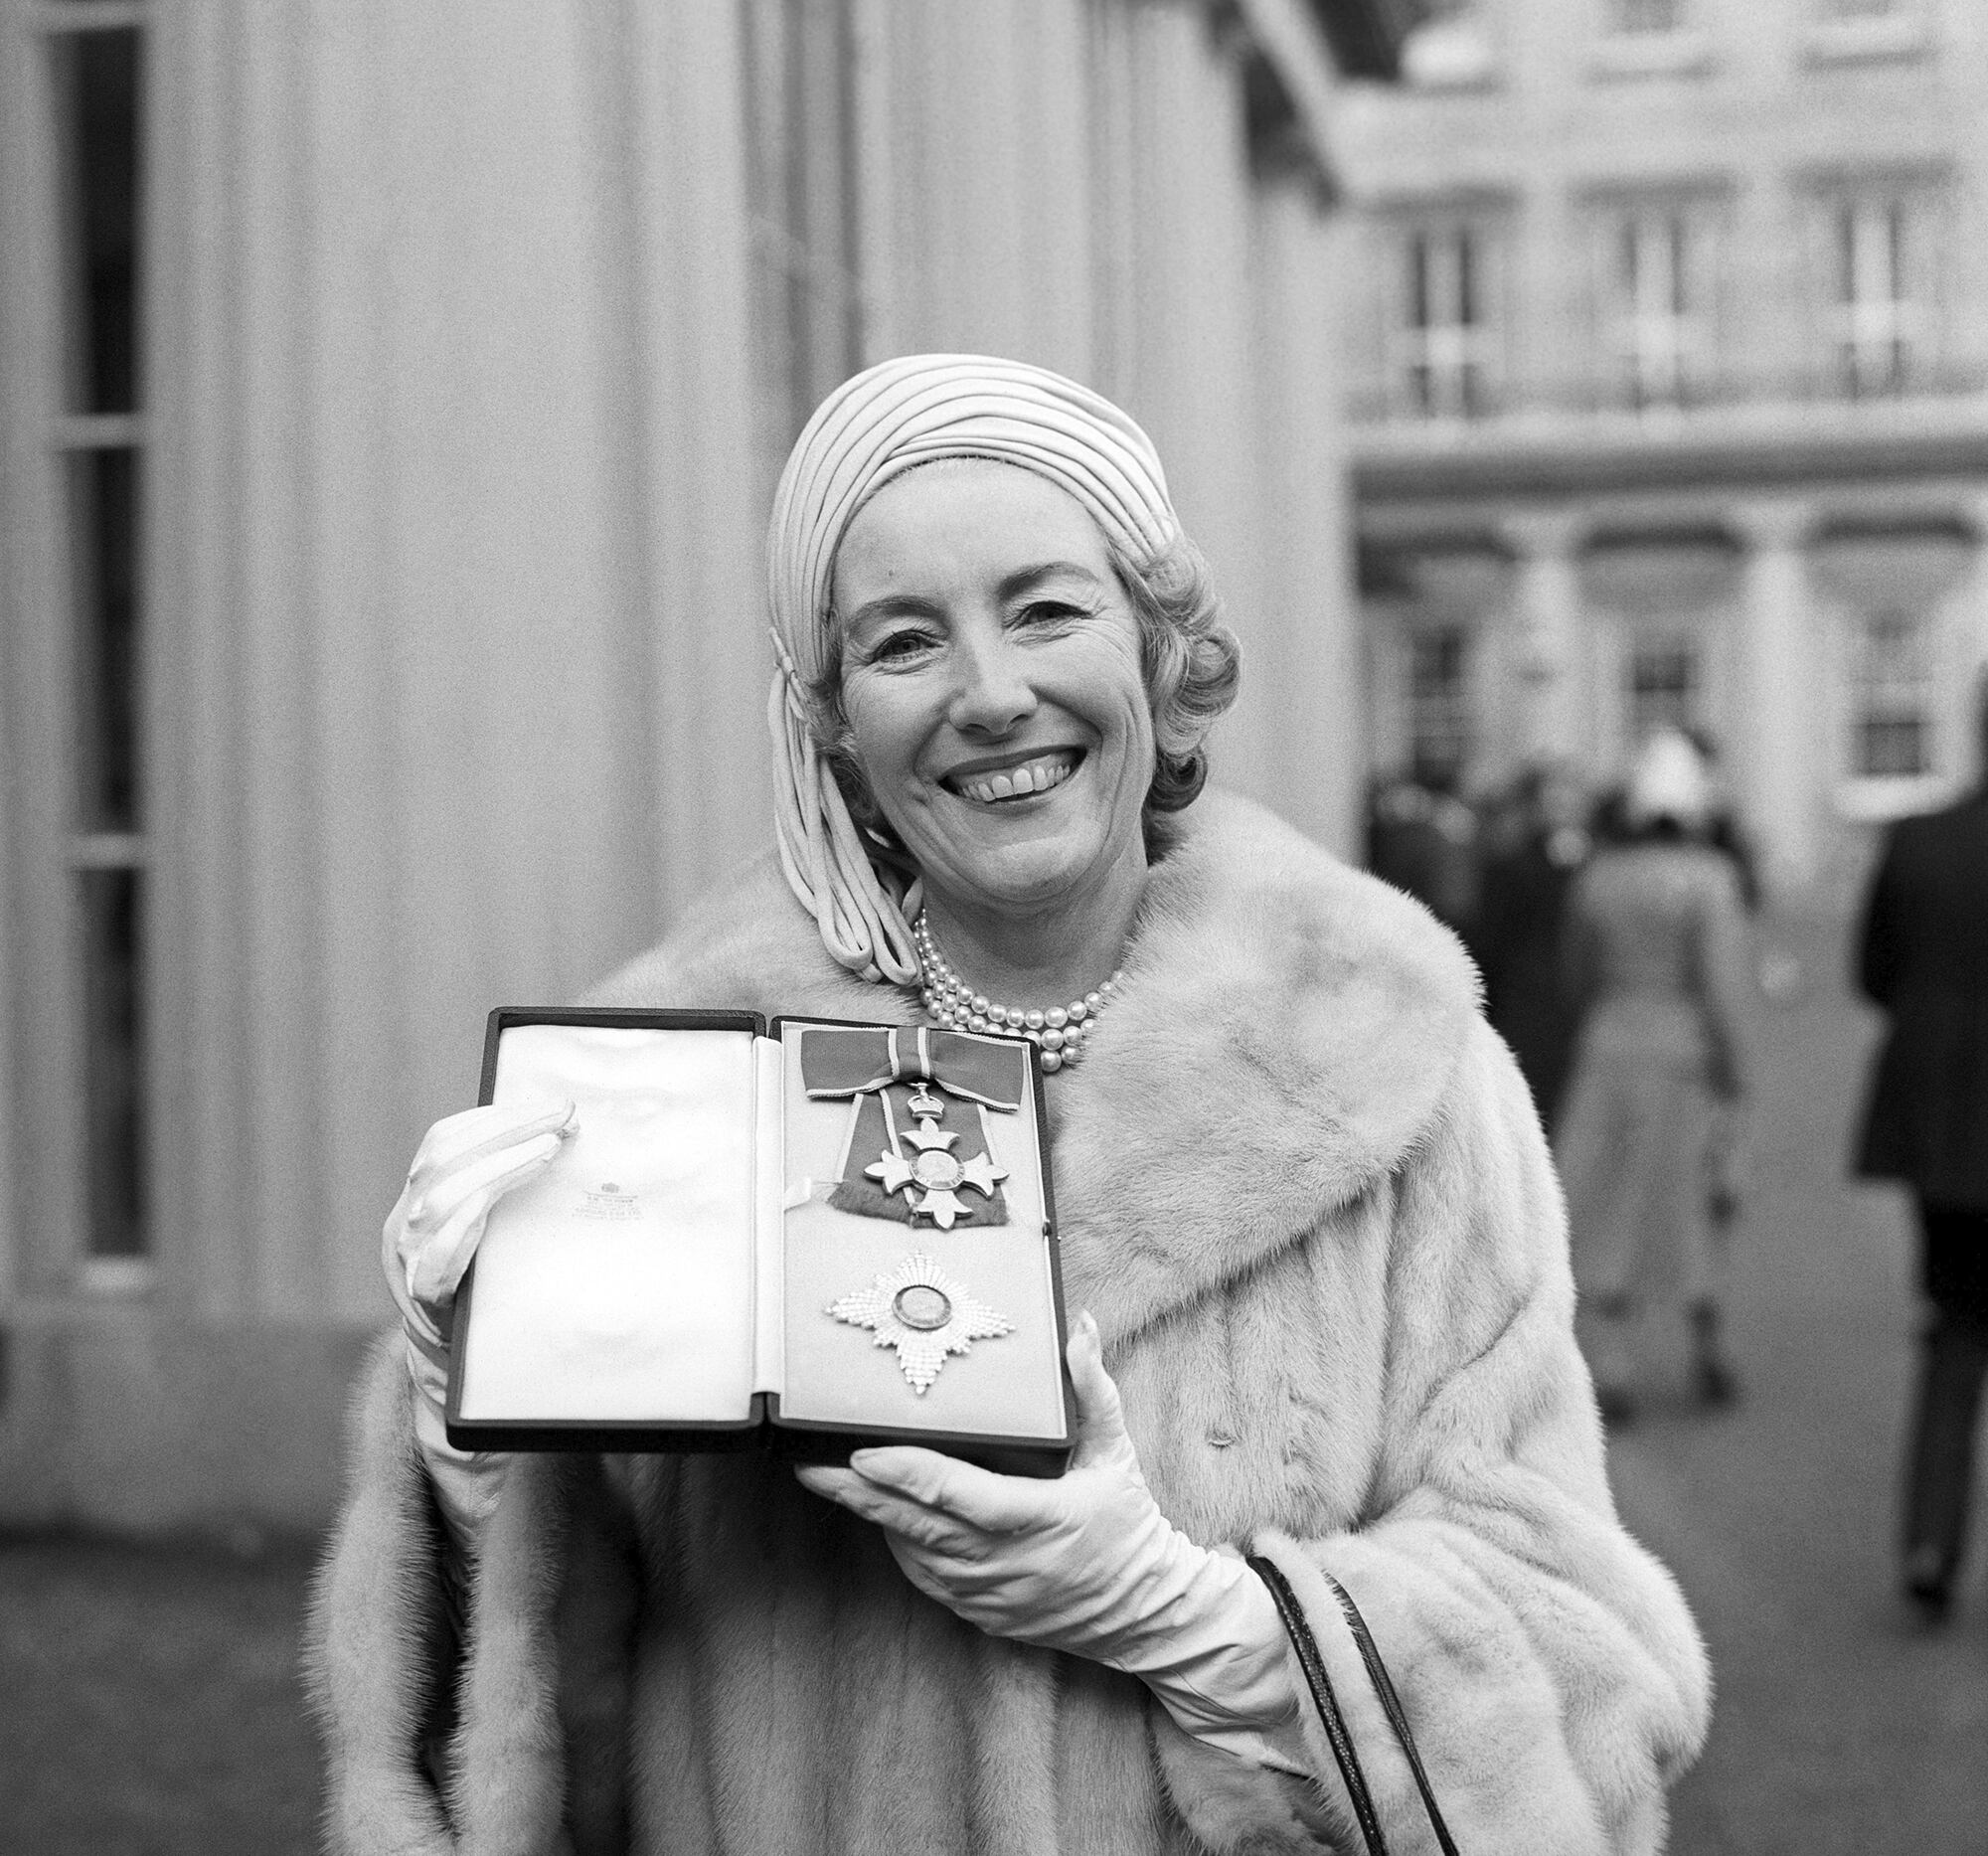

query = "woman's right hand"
382;1094;578;1551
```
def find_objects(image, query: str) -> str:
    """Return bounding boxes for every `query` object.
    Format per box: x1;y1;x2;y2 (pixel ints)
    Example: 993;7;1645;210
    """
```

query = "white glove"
795;1311;1302;1765
382;1094;578;1555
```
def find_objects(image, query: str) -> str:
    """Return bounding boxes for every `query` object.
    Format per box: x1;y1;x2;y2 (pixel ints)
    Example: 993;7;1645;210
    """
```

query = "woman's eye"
1014;599;1086;629
867;628;938;664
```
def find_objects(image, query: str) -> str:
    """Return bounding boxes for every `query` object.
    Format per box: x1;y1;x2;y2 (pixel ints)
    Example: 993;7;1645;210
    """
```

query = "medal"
827;1253;1013;1394
863;1086;1008;1229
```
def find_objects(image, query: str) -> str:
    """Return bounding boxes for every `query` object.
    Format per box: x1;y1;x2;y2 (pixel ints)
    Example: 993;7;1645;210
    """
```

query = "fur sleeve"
1164;1024;1711;1855
305;1341;641;1855
302;1336;459;1856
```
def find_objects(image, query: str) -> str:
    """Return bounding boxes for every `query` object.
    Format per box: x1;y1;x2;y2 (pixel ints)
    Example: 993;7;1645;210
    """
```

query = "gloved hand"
382;1094;579;1555
795;1310;1301;1765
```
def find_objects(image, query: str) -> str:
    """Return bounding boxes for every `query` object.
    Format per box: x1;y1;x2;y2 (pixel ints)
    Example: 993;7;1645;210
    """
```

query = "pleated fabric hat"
764;354;1180;985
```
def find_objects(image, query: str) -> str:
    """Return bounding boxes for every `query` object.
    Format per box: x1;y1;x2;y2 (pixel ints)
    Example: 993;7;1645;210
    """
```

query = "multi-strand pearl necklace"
912;911;1119;1074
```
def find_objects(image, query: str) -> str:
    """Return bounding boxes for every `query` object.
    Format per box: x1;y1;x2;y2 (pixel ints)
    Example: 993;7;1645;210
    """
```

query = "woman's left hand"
798;1311;1260;1680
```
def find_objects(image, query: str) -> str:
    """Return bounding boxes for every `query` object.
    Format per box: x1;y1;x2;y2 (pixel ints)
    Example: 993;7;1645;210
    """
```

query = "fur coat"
305;792;1709;1855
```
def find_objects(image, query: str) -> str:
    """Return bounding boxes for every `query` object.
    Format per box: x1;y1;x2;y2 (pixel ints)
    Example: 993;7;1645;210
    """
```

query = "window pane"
1398;225;1490;418
1408;627;1472;786
1616;0;1684;31
1613;209;1700;409
1630;641;1697;738
53;28;144;416
1858;718;1926;777
69;447;144;833
1835;196;1913;398
80;868;149;1259
1852;611;1931;776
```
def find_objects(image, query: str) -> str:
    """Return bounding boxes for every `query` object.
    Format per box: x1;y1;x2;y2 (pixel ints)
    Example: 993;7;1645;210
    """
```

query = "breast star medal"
863;1086;1008;1230
827;1253;1013;1394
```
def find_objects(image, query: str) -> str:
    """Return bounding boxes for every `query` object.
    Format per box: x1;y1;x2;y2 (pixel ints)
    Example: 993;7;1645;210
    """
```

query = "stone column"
1501;511;1589;767
1964;495;1988;791
1733;502;1818;897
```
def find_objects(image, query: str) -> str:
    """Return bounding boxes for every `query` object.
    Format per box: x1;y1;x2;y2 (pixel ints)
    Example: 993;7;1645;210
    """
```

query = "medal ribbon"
798;1025;1030;1110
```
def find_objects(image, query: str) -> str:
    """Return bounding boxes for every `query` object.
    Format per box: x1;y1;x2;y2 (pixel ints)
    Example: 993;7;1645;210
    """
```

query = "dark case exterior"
446;1006;1074;1476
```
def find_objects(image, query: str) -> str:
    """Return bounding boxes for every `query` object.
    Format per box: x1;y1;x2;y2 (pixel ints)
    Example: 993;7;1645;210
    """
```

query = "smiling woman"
309;354;1712;1855
831;461;1160;1005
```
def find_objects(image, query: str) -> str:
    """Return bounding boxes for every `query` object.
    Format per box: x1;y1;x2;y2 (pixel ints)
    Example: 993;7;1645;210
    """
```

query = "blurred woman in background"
1558;729;1755;1423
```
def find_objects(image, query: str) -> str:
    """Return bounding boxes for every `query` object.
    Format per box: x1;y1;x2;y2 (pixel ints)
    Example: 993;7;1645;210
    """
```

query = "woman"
308;355;1708;1853
1557;731;1753;1422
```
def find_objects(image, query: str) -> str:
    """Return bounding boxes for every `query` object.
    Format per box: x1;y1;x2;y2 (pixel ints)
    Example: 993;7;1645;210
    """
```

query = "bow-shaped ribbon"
799;1025;1030;1111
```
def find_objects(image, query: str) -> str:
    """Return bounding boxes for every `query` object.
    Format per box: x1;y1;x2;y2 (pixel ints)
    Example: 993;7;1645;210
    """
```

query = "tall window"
1849;610;1932;777
1608;209;1705;409
741;0;865;466
1397;226;1495;419
1833;195;1919;397
1628;638;1698;740
49;21;151;1264
1408;627;1473;787
1612;0;1686;31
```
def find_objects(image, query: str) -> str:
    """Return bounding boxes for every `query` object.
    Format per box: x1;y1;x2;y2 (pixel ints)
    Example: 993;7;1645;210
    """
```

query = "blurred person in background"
1472;761;1591;1133
1683;727;1762;919
1364;768;1480;937
1852;682;1988;1626
1682;728;1764;1258
1557;730;1754;1424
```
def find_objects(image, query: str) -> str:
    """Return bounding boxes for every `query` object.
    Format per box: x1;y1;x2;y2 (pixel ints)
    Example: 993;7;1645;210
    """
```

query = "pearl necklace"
912;912;1119;1074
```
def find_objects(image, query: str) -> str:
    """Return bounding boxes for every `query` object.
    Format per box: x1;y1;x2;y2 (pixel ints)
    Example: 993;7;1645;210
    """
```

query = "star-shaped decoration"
864;1106;1008;1229
827;1253;1013;1394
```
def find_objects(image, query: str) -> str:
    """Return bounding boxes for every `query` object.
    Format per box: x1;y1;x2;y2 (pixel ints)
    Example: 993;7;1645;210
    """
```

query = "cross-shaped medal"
864;1085;1009;1229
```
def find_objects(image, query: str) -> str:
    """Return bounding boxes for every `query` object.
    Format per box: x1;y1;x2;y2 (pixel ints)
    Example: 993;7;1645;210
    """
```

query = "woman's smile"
941;747;1083;806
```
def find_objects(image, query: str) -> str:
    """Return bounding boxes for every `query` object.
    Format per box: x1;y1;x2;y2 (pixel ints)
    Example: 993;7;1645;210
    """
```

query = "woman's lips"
945;749;1081;804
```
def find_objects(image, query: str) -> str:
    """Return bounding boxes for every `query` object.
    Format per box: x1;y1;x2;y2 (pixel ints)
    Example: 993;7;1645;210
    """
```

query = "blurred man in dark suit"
1854;688;1988;1624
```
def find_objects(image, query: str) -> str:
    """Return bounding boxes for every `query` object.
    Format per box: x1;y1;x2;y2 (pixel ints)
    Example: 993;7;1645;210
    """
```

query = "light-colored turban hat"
1626;728;1711;829
766;353;1181;986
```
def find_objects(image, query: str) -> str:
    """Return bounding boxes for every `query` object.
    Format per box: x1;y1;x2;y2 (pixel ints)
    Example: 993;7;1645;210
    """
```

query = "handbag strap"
1247;1555;1462;1856
1247;1555;1391;1855
1321;1572;1461;1856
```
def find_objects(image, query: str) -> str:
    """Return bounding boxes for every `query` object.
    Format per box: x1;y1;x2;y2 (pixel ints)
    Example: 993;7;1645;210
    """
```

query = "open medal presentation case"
445;1008;1074;1476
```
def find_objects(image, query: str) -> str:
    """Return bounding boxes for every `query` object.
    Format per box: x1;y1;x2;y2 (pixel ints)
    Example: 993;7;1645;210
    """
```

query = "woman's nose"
947;632;1037;737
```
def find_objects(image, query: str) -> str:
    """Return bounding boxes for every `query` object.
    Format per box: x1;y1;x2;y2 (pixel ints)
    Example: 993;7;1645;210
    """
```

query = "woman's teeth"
954;754;1076;804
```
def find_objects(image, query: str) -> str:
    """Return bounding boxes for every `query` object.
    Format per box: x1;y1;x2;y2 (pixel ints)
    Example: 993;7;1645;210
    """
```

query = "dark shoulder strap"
1322;1571;1462;1856
1248;1554;1391;1855
1247;1556;1463;1856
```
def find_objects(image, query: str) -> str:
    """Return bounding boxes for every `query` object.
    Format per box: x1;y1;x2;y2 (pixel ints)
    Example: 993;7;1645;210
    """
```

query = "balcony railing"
1350;356;1988;427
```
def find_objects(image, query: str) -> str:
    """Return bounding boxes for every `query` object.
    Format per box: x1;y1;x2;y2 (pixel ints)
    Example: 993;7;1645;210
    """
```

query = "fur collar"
590;790;1480;1342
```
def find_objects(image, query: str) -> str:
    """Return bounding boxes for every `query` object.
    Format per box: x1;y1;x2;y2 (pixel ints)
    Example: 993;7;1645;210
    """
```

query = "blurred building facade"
1336;0;1988;899
0;0;1408;1530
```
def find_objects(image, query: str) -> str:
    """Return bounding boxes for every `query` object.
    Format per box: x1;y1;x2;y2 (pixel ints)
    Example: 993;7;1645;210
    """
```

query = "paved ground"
1;911;1983;1852
0;1531;320;1854
1610;911;1988;1854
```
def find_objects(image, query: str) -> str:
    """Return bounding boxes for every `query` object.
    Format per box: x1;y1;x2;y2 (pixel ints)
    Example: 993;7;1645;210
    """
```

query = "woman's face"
831;459;1155;923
